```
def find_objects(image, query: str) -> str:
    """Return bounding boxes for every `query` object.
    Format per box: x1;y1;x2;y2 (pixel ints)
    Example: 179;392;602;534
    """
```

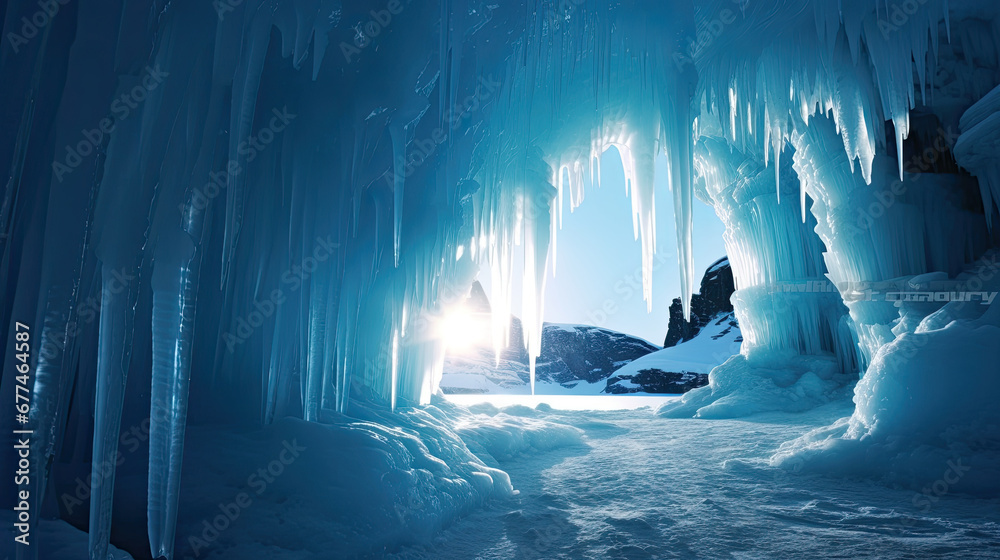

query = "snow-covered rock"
607;311;741;394
663;257;736;347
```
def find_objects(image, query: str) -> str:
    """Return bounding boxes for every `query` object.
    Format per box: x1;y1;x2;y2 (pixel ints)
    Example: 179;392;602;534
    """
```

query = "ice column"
792;115;989;368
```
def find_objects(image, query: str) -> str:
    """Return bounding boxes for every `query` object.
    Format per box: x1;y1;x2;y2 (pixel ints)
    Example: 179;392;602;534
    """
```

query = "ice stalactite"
389;123;407;267
147;88;219;560
662;77;697;320
88;264;138;560
87;61;164;557
616;118;661;314
148;261;199;560
14;7;114;557
694;0;950;190
220;5;268;289
140;3;245;554
473;2;697;386
519;150;557;392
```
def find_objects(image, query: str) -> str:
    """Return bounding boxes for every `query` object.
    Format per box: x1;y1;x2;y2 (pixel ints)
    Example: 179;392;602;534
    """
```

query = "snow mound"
657;352;856;419
774;254;1000;495
153;400;584;558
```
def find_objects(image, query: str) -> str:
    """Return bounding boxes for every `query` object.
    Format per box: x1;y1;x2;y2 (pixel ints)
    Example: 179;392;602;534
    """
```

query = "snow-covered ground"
5;399;998;559
0;510;135;559
389;402;1000;559
611;312;741;377
445;394;681;411
441;371;613;396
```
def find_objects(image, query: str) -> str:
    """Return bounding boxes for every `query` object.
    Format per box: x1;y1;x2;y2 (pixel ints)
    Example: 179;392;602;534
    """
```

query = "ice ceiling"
2;0;1000;559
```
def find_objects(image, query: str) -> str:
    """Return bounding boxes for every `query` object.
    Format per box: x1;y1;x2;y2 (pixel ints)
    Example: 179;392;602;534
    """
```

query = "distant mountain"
534;324;659;384
441;259;741;395
440;323;659;394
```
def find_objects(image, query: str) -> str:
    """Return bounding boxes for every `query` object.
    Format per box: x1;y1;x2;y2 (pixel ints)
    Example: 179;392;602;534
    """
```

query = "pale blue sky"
478;148;728;345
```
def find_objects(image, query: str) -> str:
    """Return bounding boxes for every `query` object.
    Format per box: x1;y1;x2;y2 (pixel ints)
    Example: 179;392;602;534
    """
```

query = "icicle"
773;134;782;204
800;177;808;223
147;263;198;560
519;152;556;396
89;264;138;560
896;123;905;181
222;13;270;288
664;87;696;321
391;328;400;411
389;124;406;267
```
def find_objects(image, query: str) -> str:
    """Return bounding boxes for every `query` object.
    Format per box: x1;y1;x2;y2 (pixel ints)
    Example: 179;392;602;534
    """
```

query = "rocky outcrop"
604;370;708;394
663;257;736;347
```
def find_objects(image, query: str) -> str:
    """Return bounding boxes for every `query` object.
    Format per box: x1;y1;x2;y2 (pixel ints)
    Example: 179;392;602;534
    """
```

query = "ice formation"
2;0;1000;558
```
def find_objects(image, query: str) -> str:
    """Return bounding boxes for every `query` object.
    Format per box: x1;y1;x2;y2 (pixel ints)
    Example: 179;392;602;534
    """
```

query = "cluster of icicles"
466;0;958;393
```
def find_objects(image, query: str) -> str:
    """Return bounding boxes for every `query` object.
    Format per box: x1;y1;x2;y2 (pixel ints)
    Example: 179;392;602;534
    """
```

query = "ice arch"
3;0;1000;558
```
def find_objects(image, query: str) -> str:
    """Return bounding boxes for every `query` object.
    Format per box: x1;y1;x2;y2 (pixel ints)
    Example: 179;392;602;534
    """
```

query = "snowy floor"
445;394;680;410
8;400;999;559
388;402;1000;560
0;510;135;560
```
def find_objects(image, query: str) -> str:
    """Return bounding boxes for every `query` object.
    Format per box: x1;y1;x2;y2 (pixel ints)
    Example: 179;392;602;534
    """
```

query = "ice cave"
2;0;1000;558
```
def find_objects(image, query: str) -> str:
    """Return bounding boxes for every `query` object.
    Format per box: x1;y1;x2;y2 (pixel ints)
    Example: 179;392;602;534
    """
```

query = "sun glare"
437;305;489;353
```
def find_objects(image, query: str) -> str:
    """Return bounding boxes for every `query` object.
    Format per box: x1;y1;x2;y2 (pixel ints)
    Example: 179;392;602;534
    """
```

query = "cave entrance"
437;147;740;404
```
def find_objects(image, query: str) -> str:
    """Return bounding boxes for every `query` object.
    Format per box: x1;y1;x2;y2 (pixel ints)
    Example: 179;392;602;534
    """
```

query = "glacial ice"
2;0;1000;558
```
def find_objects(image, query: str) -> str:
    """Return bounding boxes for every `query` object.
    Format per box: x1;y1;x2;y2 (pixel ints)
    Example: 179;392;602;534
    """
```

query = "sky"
478;148;728;346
